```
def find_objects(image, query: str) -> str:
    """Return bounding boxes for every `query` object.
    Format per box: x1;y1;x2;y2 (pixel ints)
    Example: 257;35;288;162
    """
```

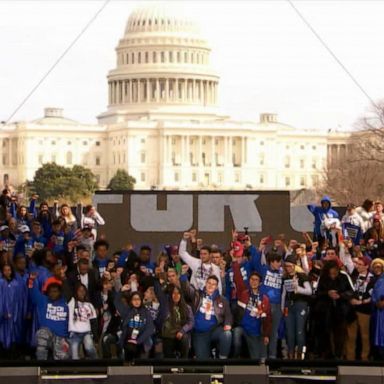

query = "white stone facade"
0;3;349;191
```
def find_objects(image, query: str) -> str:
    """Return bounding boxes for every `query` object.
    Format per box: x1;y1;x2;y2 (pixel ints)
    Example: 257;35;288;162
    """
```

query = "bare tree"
320;100;384;205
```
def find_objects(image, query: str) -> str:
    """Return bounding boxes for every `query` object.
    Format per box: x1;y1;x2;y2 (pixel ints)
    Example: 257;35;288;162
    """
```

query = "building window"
67;141;71;145
66;151;72;165
131;52;134;64
83;141;88;146
96;157;101;166
235;173;240;183
141;138;146;144
202;152;206;165
169;51;173;62
300;159;304;168
184;52;188;63
285;177;290;187
300;176;305;186
300;145;305;150
177;52;181;62
38;154;43;165
192;173;197;182
96;141;100;146
141;173;146;182
153;51;157;63
141;152;146;163
218;173;223;184
126;53;129;64
202;138;206;145
145;52;149;63
161;52;165;63
260;155;264;166
138;52;141;63
215;138;219;145
174;172;179;182
312;145;317;150
312;159;317;169
51;140;56;145
172;138;176;145
284;156;290;168
260;175;264;184
260;141;264;146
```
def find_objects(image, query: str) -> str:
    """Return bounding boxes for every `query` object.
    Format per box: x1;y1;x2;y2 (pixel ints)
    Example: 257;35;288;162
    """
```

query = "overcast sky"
1;0;384;131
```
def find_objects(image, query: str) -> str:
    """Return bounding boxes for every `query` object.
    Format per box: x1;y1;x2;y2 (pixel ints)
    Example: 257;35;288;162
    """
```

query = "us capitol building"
0;3;349;191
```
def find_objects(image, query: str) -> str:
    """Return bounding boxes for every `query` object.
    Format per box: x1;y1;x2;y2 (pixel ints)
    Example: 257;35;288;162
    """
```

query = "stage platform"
0;359;383;384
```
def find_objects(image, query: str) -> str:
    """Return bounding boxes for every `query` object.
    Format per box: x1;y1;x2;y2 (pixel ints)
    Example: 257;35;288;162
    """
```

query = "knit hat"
371;258;384;269
284;254;297;265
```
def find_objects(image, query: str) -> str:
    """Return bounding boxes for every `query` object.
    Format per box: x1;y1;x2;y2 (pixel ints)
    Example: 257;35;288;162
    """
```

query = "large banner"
93;191;308;252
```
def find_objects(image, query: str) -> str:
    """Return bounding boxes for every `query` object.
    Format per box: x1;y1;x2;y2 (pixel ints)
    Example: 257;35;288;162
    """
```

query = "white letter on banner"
198;194;262;232
131;194;193;232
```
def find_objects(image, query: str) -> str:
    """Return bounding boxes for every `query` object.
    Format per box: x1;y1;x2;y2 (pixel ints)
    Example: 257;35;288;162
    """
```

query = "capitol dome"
124;3;201;37
98;2;220;123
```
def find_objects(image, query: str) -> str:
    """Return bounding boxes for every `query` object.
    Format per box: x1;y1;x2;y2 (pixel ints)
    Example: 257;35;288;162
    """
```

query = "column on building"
156;79;160;102
129;80;133;103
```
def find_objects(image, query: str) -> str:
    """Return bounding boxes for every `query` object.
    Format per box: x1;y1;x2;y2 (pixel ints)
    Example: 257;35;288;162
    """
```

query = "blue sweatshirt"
251;250;282;304
225;261;251;301
194;291;219;333
30;281;68;337
241;292;264;336
307;196;339;237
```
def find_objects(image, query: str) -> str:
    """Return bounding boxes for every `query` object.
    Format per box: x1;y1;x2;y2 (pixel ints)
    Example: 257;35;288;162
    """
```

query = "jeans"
285;301;308;355
232;326;266;359
69;332;97;359
36;327;70;360
268;303;282;358
193;326;232;359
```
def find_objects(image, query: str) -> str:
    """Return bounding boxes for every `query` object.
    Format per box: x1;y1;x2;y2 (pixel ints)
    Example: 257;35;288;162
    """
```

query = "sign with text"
93;191;303;253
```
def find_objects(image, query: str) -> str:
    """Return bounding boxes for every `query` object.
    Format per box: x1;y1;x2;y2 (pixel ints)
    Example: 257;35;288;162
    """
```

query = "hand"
350;298;362;306
121;284;131;292
263;337;269;346
103;271;111;280
181;264;189;275
124;242;134;251
328;290;340;300
223;325;232;331
31;194;39;200
176;332;184;340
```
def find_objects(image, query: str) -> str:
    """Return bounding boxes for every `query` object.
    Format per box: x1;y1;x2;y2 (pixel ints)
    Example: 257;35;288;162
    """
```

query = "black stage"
0;359;383;384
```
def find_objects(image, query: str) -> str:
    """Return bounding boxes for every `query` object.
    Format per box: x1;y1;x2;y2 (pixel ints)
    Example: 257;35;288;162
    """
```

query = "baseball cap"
231;241;244;258
19;225;31;233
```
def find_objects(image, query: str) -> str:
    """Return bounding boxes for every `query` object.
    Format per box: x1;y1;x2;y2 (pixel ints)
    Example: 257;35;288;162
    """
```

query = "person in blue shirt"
251;247;283;359
307;196;339;242
92;239;111;278
138;245;156;276
29;274;69;360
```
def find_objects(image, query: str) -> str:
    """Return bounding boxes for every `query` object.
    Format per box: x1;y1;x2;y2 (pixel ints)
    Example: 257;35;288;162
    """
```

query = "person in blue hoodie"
181;266;232;359
29;274;69;360
307;196;339;242
251;249;283;359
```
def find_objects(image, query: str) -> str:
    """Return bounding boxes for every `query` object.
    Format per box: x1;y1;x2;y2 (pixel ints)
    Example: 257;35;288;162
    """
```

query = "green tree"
107;169;136;190
29;163;98;203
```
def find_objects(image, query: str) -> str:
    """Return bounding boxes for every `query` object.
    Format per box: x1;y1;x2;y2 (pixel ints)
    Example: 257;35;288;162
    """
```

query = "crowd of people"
1;188;384;362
